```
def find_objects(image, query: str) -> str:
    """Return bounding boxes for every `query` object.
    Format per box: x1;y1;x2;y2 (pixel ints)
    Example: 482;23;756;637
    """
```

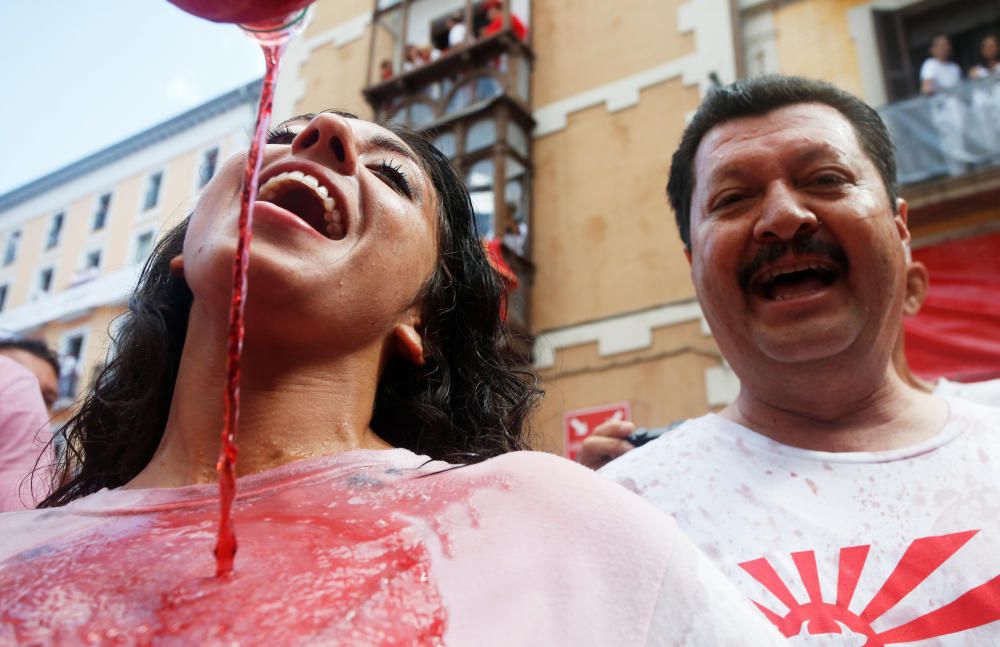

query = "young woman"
970;34;999;79
0;112;783;645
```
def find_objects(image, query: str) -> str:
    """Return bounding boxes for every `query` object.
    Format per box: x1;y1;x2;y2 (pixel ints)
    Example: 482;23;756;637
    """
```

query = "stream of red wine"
214;42;286;577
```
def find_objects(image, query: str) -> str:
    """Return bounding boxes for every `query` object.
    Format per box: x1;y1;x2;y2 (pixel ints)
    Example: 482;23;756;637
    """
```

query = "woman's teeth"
257;170;343;238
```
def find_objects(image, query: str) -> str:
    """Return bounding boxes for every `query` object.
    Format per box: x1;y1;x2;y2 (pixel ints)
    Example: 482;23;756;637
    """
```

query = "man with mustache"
599;76;1000;644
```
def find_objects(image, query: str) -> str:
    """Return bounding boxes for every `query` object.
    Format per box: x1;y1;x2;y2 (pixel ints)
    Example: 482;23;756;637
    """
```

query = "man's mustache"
738;237;849;290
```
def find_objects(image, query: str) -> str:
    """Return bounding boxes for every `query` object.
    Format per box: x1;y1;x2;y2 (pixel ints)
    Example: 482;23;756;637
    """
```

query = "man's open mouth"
257;170;347;240
751;260;842;301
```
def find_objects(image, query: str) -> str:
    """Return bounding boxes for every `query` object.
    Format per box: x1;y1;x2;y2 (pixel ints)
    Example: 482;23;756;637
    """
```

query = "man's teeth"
257;171;339;231
760;261;831;283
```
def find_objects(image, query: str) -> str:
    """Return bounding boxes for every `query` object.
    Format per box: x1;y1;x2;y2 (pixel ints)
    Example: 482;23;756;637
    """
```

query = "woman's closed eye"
266;124;298;145
369;161;413;198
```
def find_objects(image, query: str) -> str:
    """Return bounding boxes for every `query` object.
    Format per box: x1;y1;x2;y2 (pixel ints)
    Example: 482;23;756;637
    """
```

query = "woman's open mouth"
257;170;347;240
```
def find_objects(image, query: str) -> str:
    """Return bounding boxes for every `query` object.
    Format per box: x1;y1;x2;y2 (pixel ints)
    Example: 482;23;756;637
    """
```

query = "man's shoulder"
943;394;1000;434
935;378;1000;409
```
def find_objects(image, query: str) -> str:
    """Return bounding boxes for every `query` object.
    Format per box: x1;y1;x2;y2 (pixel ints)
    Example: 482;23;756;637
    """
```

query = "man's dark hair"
0;337;59;376
666;75;899;249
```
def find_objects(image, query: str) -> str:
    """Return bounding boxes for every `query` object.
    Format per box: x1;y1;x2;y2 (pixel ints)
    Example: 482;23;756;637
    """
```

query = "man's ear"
903;260;930;317
169;255;185;278
393;323;426;367
895;198;911;246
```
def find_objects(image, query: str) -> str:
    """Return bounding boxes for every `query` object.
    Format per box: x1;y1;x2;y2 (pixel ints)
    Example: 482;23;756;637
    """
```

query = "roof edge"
0;78;262;212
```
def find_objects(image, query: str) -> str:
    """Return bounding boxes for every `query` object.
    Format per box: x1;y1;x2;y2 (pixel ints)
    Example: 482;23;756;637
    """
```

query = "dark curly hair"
40;119;539;507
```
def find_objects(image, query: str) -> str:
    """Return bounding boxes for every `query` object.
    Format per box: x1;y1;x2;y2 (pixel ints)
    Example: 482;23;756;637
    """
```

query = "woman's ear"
169;255;185;278
392;323;426;366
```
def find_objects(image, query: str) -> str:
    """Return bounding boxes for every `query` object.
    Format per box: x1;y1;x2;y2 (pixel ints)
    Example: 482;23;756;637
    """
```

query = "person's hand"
577;419;636;470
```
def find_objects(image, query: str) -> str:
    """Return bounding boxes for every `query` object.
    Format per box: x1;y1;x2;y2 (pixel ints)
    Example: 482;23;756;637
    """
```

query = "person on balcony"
480;0;527;42
920;34;967;175
445;11;467;50
920;34;962;95
969;35;1000;159
970;34;999;79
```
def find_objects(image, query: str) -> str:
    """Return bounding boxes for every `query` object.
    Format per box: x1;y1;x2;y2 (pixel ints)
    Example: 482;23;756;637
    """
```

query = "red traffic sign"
563;402;631;461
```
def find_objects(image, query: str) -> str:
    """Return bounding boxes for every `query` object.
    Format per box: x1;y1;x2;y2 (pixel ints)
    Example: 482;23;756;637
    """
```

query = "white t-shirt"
0;449;784;646
602;398;1000;645
934;377;1000;407
921;58;962;91
448;22;467;48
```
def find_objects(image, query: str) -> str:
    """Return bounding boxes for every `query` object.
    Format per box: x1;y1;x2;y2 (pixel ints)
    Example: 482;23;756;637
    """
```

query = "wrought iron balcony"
364;0;536;347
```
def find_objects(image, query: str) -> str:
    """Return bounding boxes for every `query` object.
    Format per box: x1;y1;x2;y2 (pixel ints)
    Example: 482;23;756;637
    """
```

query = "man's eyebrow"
703;165;751;189
705;143;848;187
790;143;847;167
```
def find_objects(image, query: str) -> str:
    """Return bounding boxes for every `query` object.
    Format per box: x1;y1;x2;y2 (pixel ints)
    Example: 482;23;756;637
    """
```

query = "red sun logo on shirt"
739;530;1000;645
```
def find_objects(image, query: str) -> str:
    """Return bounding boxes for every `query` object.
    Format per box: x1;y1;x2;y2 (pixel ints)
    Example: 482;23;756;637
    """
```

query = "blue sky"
0;0;264;195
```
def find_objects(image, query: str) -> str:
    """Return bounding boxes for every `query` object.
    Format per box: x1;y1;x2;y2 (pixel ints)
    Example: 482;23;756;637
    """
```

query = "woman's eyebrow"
279;114;314;128
361;134;420;167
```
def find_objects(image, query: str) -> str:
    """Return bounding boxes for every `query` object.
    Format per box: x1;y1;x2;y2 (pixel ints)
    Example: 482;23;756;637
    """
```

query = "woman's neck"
127;307;392;489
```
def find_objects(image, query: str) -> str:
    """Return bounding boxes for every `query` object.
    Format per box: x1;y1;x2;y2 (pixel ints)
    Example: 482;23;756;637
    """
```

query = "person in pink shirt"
0;112;784;645
0;338;60;412
0;354;51;512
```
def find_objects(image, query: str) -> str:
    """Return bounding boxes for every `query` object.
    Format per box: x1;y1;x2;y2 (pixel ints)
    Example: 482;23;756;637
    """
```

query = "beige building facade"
0;81;259;427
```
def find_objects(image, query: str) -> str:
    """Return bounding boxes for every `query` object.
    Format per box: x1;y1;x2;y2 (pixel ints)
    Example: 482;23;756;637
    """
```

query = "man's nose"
291;112;358;175
752;182;819;243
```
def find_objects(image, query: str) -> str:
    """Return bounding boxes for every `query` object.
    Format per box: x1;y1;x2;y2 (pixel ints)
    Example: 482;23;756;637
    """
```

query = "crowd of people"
2;72;1000;643
379;0;527;81
921;33;999;95
904;32;1000;178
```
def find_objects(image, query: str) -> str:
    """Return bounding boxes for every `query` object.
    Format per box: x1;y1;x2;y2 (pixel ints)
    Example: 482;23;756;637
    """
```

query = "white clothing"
448;22;467;48
920;59;967;174
934;377;1000;407
0;449;784;646
921;58;962;92
602;398;1000;645
970;64;999;80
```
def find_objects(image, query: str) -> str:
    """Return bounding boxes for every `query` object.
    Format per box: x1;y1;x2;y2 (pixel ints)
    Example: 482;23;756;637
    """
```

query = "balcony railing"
879;75;1000;185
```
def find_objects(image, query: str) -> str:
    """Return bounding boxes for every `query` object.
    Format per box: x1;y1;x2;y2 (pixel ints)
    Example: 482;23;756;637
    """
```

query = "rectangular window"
0;285;7;312
134;231;154;265
199;147;219;188
38;267;54;294
93;193;112;230
47;213;65;249
85;249;101;270
58;333;85;401
144;172;163;211
3;231;20;266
